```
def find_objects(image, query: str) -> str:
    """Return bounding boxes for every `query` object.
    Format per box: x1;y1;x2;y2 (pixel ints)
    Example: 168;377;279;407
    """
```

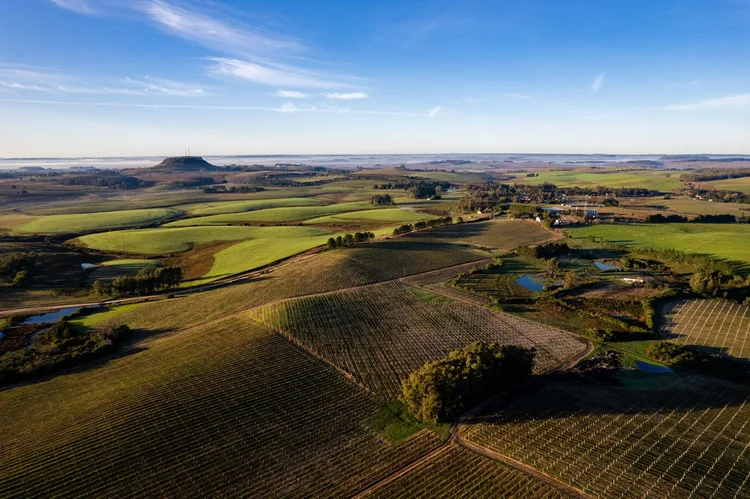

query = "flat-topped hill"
152;156;220;171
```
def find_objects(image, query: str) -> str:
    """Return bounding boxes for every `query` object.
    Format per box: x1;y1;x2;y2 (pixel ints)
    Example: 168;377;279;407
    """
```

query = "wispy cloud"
51;0;365;92
0;98;525;122
0;64;207;97
591;71;606;92
662;93;750;111
49;0;99;15
208;58;350;89
324;92;368;100
428;106;443;117
274;90;309;98
144;0;299;56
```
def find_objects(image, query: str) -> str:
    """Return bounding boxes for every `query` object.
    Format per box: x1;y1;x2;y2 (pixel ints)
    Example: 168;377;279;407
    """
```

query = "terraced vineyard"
461;375;750;498
343;239;490;278
250;281;588;399
408;219;558;251
0;314;443;497
370;444;572;498
662;299;750;360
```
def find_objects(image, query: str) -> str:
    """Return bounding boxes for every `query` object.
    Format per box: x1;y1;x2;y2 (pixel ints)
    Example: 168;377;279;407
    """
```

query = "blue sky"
0;0;748;156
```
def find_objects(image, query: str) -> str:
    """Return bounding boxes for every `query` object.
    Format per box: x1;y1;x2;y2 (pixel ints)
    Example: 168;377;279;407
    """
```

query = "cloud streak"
591;71;606;92
208;58;351;89
324;92;368;100
274;90;309;98
663;93;750;111
50;0;365;92
0;98;525;121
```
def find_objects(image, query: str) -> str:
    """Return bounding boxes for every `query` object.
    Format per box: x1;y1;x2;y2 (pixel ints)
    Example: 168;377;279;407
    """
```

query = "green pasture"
164;201;376;226
11;208;180;235
304;208;436;225
73;225;335;255
179;197;326;216
627;197;750;217
567;223;750;273
700;177;750;194
510;170;681;191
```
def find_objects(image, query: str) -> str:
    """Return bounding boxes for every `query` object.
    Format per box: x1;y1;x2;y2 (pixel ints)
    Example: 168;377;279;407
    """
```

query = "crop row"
343;239;489;278
250;281;587;399
461;375;750;498
0;314;442;497
371;444;569;498
663;299;750;360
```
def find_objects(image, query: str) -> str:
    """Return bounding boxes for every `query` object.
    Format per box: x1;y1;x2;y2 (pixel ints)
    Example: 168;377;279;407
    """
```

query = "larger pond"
635;361;674;374
21;307;82;325
516;274;563;292
594;261;622;271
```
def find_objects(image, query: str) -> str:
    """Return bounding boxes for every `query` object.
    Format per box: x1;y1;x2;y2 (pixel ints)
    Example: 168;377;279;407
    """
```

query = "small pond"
81;263;97;270
516;274;563;293
594;261;622;271
21;307;82;326
0;332;5;340
635;361;674;374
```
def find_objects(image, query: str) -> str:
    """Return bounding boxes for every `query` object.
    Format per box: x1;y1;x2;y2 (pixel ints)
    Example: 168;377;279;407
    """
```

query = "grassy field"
164;201;376;226
410;219;556;251
11;208;180;235
0;313;443;496
510;170;682;191
73;252;392;333
624;198;750;217
371;444;569;498
567;224;750;273
179;196;326;216
303;208;436;225
73;225;335;254
251;281;587;399
461;375;750;498
701;177;750;194
661;299;750;360
0;214;38;233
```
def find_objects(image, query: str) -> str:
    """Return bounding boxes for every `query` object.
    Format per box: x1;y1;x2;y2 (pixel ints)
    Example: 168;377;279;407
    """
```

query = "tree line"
645;213;738;223
681;168;750;183
393;216;455;235
326;232;375;249
0;252;36;286
60;171;143;190
93;265;183;297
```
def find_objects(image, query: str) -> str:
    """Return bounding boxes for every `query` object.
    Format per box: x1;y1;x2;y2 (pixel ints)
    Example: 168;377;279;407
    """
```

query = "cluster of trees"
457;183;660;213
681;168;750;183
169;177;216;188
60;172;143;189
645;214;688;223
645;213;737;223
203;185;265;194
0;319;132;385
692;214;737;223
392;216;455;235
372;179;451;199
517;241;569;260
370;194;395;205
690;267;748;302
326;232;375;249
0;252;36;286
93;265;183;297
687;189;750;204
401;342;536;423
